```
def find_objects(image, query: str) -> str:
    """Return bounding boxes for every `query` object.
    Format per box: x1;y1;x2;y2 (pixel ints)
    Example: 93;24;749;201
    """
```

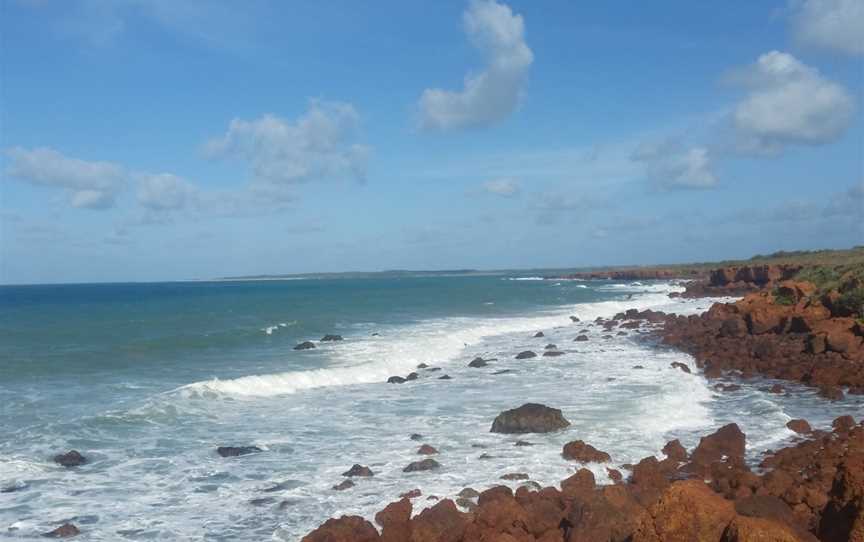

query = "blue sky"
1;0;862;283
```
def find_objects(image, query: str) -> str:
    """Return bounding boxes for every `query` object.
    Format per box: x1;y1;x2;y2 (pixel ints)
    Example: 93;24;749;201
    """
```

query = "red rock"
417;444;439;455
565;485;647;542
632;480;736;542
662;439;688;462
408;499;468;542
561;468;595;499
721;515;810;542
401;488;421;499
607;468;623;482
301;516;380;542
786;419;812;434
690;423;746;468
42;524;80;538
562;440;611;463
833;415;856;432
376;498;412;542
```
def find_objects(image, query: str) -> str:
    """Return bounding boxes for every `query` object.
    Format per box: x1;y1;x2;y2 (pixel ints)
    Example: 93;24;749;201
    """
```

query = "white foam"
181;286;686;399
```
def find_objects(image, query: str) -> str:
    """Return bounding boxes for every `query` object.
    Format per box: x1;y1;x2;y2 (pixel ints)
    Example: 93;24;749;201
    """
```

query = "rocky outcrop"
53;450;86;468
554;268;705;281
562;440;611;463
304;419;863;542
490;403;570;434
42;524;80;538
301;516;380;542
294;341;316;350
342;464;373;477
216;446;261;457
403;458;441;472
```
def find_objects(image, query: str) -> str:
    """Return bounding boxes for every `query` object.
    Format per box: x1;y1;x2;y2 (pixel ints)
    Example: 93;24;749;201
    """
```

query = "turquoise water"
1;276;861;540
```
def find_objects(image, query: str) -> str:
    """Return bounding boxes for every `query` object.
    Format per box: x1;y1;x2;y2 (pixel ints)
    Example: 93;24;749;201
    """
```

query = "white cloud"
418;0;533;131
789;0;864;55
136;173;198;210
727;51;855;155
632;140;717;189
204;100;371;198
3;146;126;209
482;177;520;196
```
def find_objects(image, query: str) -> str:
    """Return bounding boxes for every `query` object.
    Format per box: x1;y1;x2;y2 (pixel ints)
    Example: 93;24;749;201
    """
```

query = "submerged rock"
671;361;691;374
320;334;343;342
534;331;545;338
417;444;439;455
217;446;262;457
342;464;373;477
468;357;488;368
403;458;441;472
574;335;589;342
53;450;86;468
490;403;570;434
42;523;80;538
515;350;537;360
438;374;452;380
543;350;565;357
293;341;316;350
405;372;419;381
332;479;355;491
387;376;406;384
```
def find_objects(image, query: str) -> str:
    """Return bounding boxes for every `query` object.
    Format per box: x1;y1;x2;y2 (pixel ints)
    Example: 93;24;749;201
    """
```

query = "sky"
1;0;862;284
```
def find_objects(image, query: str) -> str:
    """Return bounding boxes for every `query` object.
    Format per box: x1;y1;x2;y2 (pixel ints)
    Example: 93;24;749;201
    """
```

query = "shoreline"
301;263;864;542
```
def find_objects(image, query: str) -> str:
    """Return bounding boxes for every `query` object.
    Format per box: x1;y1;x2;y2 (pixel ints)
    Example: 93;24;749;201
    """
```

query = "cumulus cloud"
3;146;126;209
727;51;855;155
482;177;520;196
136;173;198;211
204;100;371;198
418;0;533;131
632;140;717;189
789;0;864;55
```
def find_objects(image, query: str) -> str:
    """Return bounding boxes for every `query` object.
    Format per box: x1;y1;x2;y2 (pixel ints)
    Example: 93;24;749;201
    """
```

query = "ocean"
1;275;861;540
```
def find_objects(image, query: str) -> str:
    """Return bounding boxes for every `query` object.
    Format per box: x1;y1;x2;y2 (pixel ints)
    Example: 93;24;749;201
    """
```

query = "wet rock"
769;383;785;394
410;433;423;441
500;472;529;480
400;488;421;499
216;446;262;458
416;363;428;369
545;343;557;350
405;372;419;381
562;440;611;463
426;367;442;372
490;403;571;434
468;357;488;368
671;361;692;374
832;415;856;432
607;468;623;482
543;350;565;357
403;458;441;472
300;516;379;542
455;497;477;512
249;497;276;506
320;334;343;342
42;524;80;538
662;439;688;462
438;374;452;380
342;464;374;477
570;316;580;322
53;450;86;468
534;331;545;338
632;365;644;369
716;383;742;392
515;350;537;359
515;440;533;447
818;386;845;401
417;444;438;455
458;487;480;498
387;376;406;384
492;369;512;375
574;335;589;342
786;419;811;434
294;341;316;350
332;479;355;491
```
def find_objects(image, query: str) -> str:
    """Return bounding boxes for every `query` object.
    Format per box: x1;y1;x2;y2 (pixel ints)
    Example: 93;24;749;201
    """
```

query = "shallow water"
1;277;861;540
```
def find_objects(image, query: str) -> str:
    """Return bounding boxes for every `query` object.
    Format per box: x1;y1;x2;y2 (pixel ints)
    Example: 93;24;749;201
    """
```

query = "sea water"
1;275;861;540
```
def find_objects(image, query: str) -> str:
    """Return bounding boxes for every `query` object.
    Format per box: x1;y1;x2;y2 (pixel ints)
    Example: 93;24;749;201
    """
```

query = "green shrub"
836;287;864;317
772;288;796;306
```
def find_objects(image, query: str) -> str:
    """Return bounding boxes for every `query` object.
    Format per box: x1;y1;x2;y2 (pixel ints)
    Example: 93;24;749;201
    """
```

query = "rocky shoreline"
301;263;864;542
